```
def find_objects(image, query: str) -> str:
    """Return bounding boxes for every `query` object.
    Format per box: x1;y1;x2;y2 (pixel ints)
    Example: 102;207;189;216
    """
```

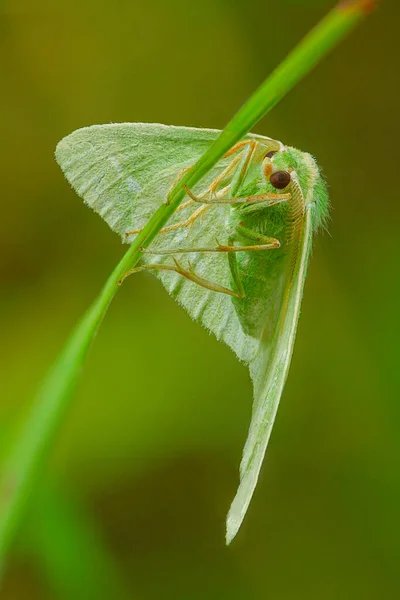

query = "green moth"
55;123;329;543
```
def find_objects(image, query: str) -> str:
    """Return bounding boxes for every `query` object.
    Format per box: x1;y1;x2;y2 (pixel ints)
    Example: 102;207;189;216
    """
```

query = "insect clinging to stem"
55;122;329;543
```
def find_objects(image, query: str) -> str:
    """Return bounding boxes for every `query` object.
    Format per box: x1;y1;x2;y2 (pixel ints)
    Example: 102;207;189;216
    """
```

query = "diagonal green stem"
0;0;377;569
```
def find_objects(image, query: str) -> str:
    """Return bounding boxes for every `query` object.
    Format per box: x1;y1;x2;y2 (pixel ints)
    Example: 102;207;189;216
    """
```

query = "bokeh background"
1;0;399;598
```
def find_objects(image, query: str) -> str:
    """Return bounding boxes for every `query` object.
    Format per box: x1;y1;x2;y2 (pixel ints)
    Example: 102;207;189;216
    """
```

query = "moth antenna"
279;178;305;333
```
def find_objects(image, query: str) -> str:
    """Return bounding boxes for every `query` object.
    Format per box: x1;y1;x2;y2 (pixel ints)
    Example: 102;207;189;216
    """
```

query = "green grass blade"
0;0;378;568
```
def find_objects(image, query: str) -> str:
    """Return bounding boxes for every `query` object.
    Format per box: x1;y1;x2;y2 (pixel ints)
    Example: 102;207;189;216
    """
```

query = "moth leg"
164;165;195;206
226;140;259;197
165;164;205;213
121;225;280;297
176;140;259;207
187;140;258;202
119;258;243;298
156;205;210;235
164;142;255;212
139;233;280;299
222;140;255;158
174;197;196;214
227;237;246;298
184;185;290;207
208;140;258;196
164;143;251;202
237;194;290;212
141;237;280;255
234;225;281;245
125;140;261;237
125;204;211;237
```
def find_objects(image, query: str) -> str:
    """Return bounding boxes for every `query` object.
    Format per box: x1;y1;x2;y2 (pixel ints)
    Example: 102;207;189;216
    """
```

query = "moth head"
281;146;330;231
263;148;293;191
263;143;329;230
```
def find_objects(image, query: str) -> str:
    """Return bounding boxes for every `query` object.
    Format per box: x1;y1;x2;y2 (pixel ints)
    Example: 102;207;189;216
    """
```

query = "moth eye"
270;170;291;190
264;151;277;159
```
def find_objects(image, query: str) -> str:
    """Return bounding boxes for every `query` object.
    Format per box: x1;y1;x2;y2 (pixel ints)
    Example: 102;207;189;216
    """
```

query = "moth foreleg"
222;140;257;159
210;140;258;196
208;151;246;195
184;185;290;207
237;194;290;214
166;140;257;210
180;140;259;206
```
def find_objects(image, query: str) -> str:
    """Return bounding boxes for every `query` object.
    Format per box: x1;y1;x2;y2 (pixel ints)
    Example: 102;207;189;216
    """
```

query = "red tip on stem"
338;0;381;13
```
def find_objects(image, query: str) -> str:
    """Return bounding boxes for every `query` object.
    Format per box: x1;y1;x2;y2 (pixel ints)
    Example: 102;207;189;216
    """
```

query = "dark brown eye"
270;170;291;189
264;150;277;159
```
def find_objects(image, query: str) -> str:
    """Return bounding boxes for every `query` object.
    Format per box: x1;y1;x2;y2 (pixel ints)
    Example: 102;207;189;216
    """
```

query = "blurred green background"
1;0;399;598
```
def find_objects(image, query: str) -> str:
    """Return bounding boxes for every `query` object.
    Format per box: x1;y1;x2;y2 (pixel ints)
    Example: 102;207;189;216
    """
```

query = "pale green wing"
226;204;314;544
56;122;273;364
55;123;221;236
